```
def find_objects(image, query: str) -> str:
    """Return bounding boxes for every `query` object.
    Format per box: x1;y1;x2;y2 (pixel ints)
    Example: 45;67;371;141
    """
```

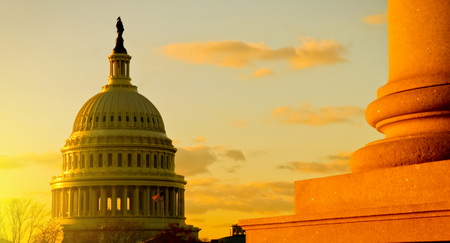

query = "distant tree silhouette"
76;219;149;243
144;223;199;243
0;198;48;243
32;219;62;243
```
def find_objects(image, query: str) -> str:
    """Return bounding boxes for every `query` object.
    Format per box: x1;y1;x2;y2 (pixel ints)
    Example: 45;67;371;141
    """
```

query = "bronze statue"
113;17;127;54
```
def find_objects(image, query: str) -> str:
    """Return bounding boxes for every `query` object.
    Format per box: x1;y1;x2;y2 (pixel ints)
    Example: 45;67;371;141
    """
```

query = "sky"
0;0;387;240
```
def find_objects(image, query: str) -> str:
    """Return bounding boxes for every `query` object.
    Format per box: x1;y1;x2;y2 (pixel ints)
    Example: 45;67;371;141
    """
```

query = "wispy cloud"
364;13;387;25
240;67;274;79
162;37;347;70
278;152;351;174
175;145;246;176
272;102;364;126
0;151;60;170
185;178;294;214
193;136;206;143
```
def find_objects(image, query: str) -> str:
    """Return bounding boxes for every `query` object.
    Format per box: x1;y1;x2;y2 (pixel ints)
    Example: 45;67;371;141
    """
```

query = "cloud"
175;145;246;176
162;37;347;70
364;13;387;25
185;178;294;214
272;102;364;126
193;136;206;143
289;37;347;69
175;146;217;176
240;67;274;79
0;151;60;170
223;149;246;161
278;152;351;174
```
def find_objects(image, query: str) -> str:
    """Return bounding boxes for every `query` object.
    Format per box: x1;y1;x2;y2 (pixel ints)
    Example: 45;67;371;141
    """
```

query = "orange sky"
0;0;387;239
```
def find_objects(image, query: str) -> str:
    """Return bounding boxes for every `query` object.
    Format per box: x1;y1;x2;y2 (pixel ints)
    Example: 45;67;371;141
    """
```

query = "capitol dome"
50;18;198;242
72;85;166;134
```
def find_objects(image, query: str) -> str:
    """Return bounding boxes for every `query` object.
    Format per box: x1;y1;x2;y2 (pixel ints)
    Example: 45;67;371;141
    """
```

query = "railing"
51;171;185;181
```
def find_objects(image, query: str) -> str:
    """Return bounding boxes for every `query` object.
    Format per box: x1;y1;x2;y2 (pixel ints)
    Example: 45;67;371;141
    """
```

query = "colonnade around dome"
52;185;185;219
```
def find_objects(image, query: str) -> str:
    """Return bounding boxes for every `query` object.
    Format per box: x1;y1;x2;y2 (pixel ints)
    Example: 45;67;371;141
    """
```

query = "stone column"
89;187;95;216
144;186;150;216
122;186;128;215
100;186;106;215
77;187;82;217
112;186;117;216
82;188;88;216
164;187;169;217
350;0;450;172
133;186;139;215
170;188;175;216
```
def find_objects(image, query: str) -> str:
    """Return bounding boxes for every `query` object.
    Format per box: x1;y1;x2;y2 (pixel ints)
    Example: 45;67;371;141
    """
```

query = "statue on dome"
116;17;124;36
113;16;127;54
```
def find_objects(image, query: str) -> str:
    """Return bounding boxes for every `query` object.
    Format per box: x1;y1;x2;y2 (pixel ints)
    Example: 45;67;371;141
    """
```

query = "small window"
137;154;141;167
134;116;137;122
153;155;157;168
118;116;122;122
90;154;94;168
95;116;99;122
103;116;106;122
110;116;114;122
81;155;85;168
146;154;150;168
140;117;144;123
126;116;130;122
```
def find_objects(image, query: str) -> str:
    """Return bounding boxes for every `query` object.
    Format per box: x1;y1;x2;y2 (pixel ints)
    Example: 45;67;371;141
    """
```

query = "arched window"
160;155;164;169
153;155;157;168
117;198;121;210
146;154;150;168
81;154;85;168
90;154;94;168
107;197;112;210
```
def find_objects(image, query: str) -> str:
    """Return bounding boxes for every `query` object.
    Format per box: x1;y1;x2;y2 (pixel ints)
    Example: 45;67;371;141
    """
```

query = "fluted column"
62;188;68;217
144;186;150;216
170;188;175;217
133;186;139;216
164;187;169;217
122;186;128;215
89;187;95;216
181;189;185;217
350;0;450;172
100;186;106;215
77;187;82;217
82;188;88;216
112;186;117;216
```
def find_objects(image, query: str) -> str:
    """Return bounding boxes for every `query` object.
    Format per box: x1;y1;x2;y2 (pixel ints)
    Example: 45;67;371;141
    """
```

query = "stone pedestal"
240;0;450;241
240;161;450;242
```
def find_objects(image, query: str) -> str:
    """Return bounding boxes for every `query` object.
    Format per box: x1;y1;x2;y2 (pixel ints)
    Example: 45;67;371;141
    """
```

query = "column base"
239;160;450;242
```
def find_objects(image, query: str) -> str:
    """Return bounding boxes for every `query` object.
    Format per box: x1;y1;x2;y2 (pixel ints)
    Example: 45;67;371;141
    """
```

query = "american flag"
152;193;164;202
